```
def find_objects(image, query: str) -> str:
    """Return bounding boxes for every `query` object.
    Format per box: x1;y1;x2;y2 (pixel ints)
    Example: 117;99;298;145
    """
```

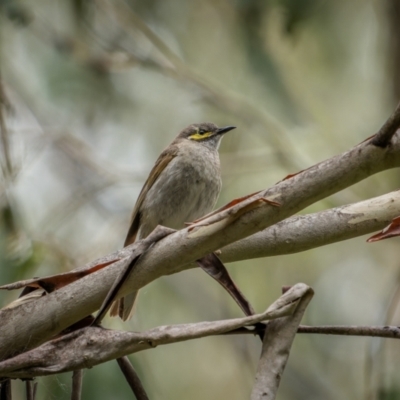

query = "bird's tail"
110;290;139;321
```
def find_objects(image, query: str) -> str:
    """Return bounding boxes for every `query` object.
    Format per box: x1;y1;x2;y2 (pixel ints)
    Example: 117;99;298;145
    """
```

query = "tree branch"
0;284;306;378
0;380;11;400
250;286;314;399
228;324;400;340
0;131;399;360
297;325;400;338
116;357;149;400
220;190;400;262
71;370;83;400
371;102;400;147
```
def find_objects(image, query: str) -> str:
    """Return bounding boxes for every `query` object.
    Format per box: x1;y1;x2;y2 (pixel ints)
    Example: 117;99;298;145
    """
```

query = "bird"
110;122;236;320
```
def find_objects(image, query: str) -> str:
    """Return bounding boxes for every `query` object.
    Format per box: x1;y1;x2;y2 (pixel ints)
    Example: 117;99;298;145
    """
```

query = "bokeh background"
1;0;400;399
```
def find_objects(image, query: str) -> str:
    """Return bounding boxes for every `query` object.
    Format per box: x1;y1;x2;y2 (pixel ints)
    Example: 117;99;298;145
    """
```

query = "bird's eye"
189;128;211;140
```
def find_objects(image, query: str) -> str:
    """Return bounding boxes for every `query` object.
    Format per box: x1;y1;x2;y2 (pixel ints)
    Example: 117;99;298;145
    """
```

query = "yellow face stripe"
189;131;213;140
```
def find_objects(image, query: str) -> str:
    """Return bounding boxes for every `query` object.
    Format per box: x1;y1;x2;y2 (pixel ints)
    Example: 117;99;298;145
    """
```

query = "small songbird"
111;122;236;320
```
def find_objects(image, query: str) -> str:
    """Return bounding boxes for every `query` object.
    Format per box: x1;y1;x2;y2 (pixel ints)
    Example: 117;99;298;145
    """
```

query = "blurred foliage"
1;0;400;399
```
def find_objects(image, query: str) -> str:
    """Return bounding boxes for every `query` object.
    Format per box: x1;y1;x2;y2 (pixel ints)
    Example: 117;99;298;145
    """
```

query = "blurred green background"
1;0;400;399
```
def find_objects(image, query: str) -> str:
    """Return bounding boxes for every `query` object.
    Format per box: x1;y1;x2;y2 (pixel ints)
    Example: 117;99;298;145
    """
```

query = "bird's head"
178;122;236;150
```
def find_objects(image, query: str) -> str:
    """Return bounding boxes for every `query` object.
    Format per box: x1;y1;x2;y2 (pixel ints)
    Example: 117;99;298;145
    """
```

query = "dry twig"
251;286;314;400
0;284;303;378
71;370;83;400
371;102;400;147
116;357;149;400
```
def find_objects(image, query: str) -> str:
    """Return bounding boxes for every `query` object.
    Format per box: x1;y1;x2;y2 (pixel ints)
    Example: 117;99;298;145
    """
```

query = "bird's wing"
124;146;179;246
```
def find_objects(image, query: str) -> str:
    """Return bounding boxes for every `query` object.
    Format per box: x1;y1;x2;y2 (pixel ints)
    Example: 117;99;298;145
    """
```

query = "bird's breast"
139;145;222;235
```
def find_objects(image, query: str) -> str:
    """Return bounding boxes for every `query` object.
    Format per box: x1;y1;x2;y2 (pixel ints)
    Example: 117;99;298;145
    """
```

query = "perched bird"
111;122;236;320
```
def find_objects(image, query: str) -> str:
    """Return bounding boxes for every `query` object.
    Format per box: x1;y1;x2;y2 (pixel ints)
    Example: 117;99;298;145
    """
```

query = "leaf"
0;260;119;292
367;216;400;242
281;170;304;181
188;195;280;233
188;191;264;225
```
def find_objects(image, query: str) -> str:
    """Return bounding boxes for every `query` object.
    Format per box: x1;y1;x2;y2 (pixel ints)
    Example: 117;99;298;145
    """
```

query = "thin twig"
197;252;264;340
226;324;400;339
116;357;149;400
371;102;400;147
71;370;83;400
32;382;37;400
0;380;11;400
297;325;400;337
365;269;400;400
25;381;34;400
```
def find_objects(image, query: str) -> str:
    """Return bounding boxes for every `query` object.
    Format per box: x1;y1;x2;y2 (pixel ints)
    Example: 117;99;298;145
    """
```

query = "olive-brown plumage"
111;122;236;320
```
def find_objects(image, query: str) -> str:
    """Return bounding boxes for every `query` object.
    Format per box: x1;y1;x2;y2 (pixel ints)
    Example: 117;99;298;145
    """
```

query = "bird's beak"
216;126;236;135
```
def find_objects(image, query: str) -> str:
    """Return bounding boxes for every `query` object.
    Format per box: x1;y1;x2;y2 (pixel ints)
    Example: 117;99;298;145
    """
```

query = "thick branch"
220;190;400;262
251;286;314;400
0;132;399;359
0;284;306;378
